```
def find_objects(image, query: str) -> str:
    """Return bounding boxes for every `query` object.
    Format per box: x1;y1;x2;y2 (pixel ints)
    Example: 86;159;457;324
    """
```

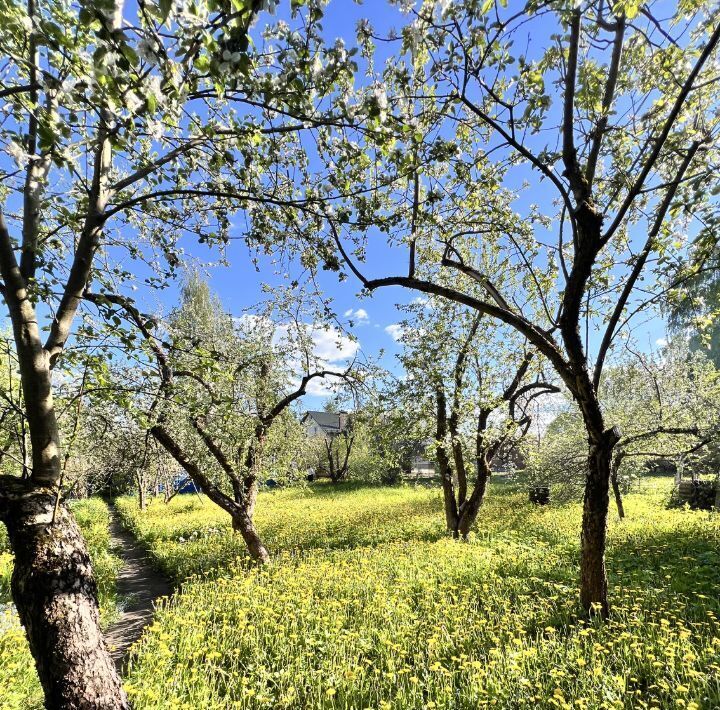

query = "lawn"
112;478;720;709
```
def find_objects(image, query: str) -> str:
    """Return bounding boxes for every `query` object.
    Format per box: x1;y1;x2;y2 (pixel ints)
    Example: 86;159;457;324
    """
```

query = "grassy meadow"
106;479;720;709
0;498;122;710
0;481;718;708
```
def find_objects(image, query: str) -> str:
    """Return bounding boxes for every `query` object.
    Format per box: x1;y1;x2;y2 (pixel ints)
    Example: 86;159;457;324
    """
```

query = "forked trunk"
152;423;271;564
0;477;129;709
457;457;491;539
580;432;617;619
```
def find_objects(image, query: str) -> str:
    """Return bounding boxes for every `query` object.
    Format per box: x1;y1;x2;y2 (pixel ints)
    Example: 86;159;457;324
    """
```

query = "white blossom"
146;119;164;140
6;140;29;168
374;87;388;111
125;91;143;114
311;54;323;80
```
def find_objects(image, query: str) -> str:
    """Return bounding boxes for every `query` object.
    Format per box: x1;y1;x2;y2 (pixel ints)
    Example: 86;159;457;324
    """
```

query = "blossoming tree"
0;0;361;704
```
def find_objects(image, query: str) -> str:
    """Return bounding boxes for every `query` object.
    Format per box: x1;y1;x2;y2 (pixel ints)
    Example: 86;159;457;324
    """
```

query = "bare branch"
585;14;626;188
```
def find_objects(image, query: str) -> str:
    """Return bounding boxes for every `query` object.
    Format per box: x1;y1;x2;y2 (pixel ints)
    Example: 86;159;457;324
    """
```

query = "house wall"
406;455;436;479
304;422;328;440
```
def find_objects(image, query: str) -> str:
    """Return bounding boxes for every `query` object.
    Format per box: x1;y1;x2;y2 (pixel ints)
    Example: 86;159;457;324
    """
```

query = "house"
400;440;436;480
301;411;352;479
301;411;350;439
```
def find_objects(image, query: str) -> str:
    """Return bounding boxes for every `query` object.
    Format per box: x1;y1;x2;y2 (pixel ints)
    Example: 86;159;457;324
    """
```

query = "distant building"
400;440;436;480
301;411;352;479
301;411;438;481
301;411;350;439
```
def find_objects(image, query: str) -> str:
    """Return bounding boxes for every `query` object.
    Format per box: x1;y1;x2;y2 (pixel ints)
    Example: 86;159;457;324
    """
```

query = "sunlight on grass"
118;478;720;709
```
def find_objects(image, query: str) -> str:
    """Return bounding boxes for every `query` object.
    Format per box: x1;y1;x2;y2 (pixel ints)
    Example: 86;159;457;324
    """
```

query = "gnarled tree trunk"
231;509;269;563
0;228;128;706
0;477;129;709
151;423;270;564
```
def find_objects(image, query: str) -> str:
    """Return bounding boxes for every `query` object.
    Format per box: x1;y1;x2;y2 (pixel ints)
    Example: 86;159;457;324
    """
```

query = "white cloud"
288;326;357;398
234;315;358;397
309;325;359;362
304;373;346;397
656;338;667;347
385;323;405;342
344;307;369;323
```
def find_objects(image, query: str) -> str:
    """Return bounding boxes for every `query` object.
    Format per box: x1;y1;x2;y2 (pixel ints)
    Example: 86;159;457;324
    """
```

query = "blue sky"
169;0;672;406
0;0;677;410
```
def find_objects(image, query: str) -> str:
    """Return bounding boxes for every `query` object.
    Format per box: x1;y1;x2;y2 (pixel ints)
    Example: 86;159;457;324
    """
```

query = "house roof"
302;411;345;432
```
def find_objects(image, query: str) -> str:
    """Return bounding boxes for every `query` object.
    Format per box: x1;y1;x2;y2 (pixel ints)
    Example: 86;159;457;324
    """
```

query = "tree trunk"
457;457;491;539
580;430;618;618
0;304;126;707
231;510;270;563
610;473;624;519
610;451;625;519
0;477;129;709
151;424;271;563
242;477;259;519
136;471;146;510
435;387;459;535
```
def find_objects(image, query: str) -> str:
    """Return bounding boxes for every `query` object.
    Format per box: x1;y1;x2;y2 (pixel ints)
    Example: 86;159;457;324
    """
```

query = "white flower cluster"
6;140;30;168
176;527;223;543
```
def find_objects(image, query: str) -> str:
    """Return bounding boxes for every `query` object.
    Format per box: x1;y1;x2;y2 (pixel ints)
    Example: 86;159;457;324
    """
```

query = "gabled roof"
302;410;344;432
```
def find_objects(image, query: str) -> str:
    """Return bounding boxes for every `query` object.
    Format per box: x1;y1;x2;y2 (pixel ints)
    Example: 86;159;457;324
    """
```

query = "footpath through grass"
0;498;121;710
115;479;720;709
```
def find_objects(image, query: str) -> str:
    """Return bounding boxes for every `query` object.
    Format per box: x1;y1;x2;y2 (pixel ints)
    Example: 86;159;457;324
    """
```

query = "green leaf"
146;91;157;113
158;0;172;23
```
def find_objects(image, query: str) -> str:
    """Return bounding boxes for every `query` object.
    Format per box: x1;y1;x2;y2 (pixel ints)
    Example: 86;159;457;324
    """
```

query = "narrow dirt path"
105;506;172;670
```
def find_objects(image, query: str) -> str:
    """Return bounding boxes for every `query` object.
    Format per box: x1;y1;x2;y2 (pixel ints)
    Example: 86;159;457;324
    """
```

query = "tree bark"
242;477;259;519
0;477;129;709
231;510;270;563
457;457;491;539
610;452;625;519
580;429;618;619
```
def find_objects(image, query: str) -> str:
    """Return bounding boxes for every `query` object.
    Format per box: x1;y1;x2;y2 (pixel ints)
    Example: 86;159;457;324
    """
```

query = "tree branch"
364;274;573;388
45;116;114;367
603;20;720;241
585;14;626;188
593;140;702;388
